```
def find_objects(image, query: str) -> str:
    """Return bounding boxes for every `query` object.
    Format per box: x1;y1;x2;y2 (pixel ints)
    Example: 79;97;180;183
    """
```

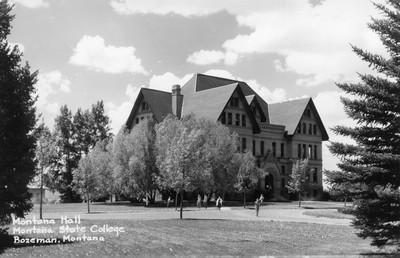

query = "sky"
7;0;387;172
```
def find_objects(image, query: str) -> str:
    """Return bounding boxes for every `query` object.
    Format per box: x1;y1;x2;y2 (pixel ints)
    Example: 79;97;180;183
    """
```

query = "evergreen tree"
328;0;400;249
0;0;37;234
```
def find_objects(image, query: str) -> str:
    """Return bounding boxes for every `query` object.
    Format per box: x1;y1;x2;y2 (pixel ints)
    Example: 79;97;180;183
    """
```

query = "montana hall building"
126;74;329;200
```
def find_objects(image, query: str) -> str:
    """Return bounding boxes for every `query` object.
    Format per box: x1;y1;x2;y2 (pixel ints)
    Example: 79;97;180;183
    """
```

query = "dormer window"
141;101;149;111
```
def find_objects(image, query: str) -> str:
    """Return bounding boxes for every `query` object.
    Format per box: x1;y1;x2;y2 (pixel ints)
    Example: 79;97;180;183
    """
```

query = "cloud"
313;90;357;171
118;0;387;86
35;71;71;114
10;0;49;8
148;72;193;91
204;69;287;103
69;35;147;75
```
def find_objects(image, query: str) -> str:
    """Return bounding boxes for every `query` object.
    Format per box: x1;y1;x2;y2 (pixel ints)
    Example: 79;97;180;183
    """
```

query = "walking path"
26;202;352;226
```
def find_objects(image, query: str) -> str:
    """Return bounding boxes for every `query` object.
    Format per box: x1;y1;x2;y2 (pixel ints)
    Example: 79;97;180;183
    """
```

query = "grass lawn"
0;202;395;256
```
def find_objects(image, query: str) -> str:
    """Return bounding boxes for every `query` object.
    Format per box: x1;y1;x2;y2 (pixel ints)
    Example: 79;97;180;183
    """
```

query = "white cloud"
35;71;71;114
69;35;147;75
120;0;387;86
148;72;193;92
313;91;357;171
10;0;49;8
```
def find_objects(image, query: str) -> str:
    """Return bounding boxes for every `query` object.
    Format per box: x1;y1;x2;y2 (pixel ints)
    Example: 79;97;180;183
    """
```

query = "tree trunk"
39;166;43;219
87;192;90;213
243;191;246;208
344;196;347;207
298;192;301;207
175;191;178;211
180;190;183;219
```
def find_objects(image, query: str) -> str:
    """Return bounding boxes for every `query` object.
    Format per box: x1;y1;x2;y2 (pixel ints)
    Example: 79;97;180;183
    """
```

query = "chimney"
172;84;183;118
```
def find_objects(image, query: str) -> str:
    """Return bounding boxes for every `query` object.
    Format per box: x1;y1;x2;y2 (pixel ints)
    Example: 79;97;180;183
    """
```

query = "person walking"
259;194;264;206
203;194;208;209
197;194;202;208
216;196;223;210
255;198;261;217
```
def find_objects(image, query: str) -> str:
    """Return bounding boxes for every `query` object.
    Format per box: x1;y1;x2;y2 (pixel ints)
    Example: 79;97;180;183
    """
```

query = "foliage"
113;119;159;203
233;151;261;208
0;0;38;234
328;0;400;249
287;158;309;207
33;121;57;218
50;101;112;202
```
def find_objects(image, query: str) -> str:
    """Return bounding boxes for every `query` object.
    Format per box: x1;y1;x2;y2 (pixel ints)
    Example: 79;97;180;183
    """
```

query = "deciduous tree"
287;158;309;207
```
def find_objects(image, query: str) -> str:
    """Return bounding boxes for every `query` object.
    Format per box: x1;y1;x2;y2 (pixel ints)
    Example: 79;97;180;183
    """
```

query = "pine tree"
0;0;37;234
328;0;400;249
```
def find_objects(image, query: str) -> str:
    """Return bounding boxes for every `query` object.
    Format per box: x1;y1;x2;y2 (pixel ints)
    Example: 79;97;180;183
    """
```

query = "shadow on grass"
0;233;75;255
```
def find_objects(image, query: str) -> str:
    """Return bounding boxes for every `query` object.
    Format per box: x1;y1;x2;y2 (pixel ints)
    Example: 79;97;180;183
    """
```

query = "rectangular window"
281;178;286;188
313;168;318;182
314;145;317;159
141;101;149;111
242;138;247;152
297;125;301;134
308;124;312;134
280;143;285;158
242;114;246;127
303;144;307;158
235;113;240;126
220;112;226;124
135;118;139;124
272;142;276;157
298;144;301;158
313;124;317;135
230;97;239;107
260;141;265;156
228;112;232;125
252;140;256;155
309;145;313;159
302;123;306;134
281;165;286;175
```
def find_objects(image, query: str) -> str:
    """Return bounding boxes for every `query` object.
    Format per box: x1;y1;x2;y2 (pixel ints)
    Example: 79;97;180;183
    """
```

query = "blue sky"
8;0;386;171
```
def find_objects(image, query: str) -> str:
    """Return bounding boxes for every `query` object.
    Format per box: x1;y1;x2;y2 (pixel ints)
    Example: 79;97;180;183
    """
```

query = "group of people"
166;193;264;216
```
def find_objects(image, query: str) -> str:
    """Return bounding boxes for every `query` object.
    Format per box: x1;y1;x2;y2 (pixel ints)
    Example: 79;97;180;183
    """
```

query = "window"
242;138;247;152
252;140;256;155
280;143;285;158
308;124;312;134
281;165;286;175
141;101;149;111
135;118;139;124
281;178;286;188
298;144;301;158
230;97;239;107
272;142;276;157
314;145;317;159
313;124;317;135
220;112;226;124
242;114;246;127
309;145;313;159
303;144;307;158
302;123;306;134
297;125;301;134
313;168;318;182
228;112;232;125
235;113;240;126
260;141;265;156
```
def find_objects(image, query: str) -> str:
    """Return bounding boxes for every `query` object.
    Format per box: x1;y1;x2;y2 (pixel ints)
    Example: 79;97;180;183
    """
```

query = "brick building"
126;74;329;200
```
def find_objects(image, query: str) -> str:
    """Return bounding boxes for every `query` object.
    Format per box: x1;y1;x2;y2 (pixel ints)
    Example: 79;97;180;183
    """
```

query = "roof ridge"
141;87;171;94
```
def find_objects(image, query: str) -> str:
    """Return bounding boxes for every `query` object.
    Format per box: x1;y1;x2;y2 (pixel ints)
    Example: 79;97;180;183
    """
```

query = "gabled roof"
181;73;270;123
268;98;329;140
125;88;171;128
181;82;260;133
